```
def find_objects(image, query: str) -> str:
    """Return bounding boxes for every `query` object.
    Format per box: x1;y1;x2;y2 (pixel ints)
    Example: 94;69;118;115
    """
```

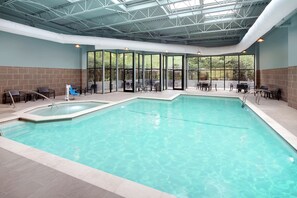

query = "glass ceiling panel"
205;10;235;17
203;0;225;4
168;0;201;11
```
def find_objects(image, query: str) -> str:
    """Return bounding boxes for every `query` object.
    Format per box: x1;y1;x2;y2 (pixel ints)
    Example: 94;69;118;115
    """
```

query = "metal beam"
0;5;80;34
113;15;257;35
40;0;154;22
80;0;268;31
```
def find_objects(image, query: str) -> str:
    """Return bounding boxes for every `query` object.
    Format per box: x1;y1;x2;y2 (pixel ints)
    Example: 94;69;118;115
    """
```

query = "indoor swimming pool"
2;95;297;198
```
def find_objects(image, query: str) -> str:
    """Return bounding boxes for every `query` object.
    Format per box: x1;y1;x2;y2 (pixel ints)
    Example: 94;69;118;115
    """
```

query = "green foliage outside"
187;55;254;81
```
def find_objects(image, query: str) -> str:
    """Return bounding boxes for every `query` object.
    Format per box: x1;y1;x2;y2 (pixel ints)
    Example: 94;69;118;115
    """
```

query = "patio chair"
84;84;96;95
37;87;55;99
154;82;160;92
3;90;26;105
237;83;249;93
270;88;281;100
258;85;269;98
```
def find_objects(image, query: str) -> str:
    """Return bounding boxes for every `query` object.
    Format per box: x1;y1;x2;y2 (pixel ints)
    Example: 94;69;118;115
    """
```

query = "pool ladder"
242;90;261;108
242;94;247;108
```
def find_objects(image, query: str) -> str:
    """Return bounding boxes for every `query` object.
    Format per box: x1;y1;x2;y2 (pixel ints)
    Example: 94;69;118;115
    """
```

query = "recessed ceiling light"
124;47;129;50
75;44;80;48
257;38;264;43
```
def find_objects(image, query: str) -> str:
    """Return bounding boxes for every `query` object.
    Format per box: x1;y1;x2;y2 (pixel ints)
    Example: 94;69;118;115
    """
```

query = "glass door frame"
173;55;184;90
123;52;134;92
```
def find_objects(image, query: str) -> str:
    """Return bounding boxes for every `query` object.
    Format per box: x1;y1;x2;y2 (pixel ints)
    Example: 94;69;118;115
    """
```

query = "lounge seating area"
2;87;56;104
197;82;216;91
258;85;282;100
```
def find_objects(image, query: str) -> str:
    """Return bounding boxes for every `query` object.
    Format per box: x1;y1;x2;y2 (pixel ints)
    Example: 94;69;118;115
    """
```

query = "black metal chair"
84;84;97;95
270;88;282;100
3;90;26;105
237;83;249;93
37;87;55;99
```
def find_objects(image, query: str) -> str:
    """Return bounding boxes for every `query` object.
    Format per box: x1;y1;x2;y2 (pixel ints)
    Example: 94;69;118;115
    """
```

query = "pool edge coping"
1;93;297;198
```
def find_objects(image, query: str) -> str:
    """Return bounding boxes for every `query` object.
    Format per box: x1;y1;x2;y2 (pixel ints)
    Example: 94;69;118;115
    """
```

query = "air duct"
0;0;296;55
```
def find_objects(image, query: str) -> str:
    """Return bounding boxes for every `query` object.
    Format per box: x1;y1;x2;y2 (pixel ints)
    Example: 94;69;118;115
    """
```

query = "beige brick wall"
288;66;297;109
0;66;82;103
81;69;87;89
257;66;297;110
257;68;288;101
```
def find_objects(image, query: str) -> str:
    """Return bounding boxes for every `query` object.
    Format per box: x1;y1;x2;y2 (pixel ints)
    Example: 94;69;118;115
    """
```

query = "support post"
116;50;118;92
102;50;105;94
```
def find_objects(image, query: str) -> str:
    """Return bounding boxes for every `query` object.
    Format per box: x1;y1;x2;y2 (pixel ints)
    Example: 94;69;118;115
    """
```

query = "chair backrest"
6;90;20;96
260;85;268;90
38;87;49;92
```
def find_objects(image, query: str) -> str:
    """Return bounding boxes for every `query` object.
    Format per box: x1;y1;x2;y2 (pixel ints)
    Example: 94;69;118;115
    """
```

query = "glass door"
167;56;173;89
173;56;184;90
104;51;112;93
124;53;134;92
110;52;117;92
173;70;183;89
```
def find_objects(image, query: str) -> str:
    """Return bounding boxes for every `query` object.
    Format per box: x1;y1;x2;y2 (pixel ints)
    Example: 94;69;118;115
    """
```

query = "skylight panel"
203;0;224;4
204;17;234;23
205;10;234;17
110;0;128;11
168;0;200;11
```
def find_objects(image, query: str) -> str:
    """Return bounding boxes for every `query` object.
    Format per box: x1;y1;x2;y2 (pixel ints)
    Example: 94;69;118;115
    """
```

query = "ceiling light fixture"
75;44;80;48
124;47;129;50
242;50;247;54
197;50;201;55
257;38;264;43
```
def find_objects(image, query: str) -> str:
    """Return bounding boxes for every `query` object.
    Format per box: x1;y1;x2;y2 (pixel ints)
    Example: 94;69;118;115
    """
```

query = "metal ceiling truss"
0;0;271;46
75;0;267;31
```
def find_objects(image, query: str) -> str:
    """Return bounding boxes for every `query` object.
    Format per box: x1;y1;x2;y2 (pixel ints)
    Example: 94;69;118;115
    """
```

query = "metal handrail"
242;89;261;107
4;90;57;109
23;90;57;109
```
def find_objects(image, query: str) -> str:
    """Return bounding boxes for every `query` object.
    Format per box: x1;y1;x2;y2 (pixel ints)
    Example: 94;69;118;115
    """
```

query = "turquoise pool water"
2;96;297;198
27;102;105;116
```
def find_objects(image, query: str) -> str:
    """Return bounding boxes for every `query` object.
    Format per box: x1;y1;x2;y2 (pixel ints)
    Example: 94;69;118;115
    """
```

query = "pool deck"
1;89;297;198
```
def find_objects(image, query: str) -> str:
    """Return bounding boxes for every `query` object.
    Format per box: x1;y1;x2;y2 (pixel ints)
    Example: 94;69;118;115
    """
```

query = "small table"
25;93;37;102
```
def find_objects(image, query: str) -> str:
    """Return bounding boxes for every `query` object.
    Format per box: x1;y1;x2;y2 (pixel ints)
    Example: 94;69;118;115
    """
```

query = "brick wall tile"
0;66;82;103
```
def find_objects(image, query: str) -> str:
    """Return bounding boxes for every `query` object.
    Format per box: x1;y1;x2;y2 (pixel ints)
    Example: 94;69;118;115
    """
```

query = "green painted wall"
288;14;297;66
0;31;81;69
259;28;288;69
259;13;297;69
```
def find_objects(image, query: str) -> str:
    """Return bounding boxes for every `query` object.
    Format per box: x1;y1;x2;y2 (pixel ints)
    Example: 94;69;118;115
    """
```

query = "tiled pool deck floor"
0;89;297;198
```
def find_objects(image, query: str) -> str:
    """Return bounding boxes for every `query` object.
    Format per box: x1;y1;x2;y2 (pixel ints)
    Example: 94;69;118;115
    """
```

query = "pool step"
0;123;33;138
